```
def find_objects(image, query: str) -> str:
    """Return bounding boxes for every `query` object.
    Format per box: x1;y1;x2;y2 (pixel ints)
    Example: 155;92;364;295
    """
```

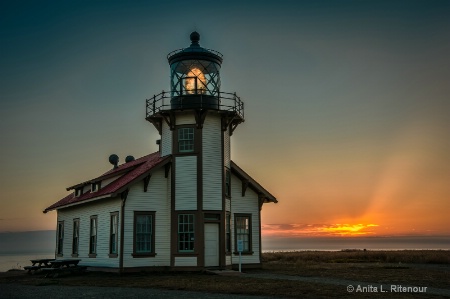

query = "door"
204;223;219;267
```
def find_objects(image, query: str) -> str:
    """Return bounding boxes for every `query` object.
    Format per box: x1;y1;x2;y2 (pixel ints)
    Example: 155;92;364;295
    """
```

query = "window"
57;221;64;256
91;182;101;192
109;212;119;256
133;212;155;256
75;188;82;197
72;219;79;256
235;214;251;253
178;127;194;152
178;214;195;252
226;213;231;253
89;216;97;257
225;169;231;197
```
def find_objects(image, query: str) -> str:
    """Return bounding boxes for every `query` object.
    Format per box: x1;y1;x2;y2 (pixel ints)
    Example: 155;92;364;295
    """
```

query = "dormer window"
91;182;101;193
75;188;82;197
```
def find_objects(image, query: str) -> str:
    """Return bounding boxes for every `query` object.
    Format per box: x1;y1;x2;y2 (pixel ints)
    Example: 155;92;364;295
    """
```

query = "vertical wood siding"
175;156;197;210
57;198;121;268
123;168;171;267
230;174;260;264
161;121;172;157
202;114;222;210
174;256;197;267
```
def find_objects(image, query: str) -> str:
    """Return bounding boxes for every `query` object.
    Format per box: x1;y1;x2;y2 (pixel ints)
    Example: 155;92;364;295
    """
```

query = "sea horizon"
0;231;448;272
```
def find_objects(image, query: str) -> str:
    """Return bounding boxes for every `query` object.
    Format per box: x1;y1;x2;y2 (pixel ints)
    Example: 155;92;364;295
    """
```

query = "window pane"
178;214;195;251
90;217;97;254
236;216;250;252
178;128;194;152
135;214;152;253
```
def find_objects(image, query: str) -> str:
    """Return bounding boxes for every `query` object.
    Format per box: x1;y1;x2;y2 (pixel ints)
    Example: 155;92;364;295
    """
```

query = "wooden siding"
202;114;222;210
230;173;260;264
226;198;231;212
224;127;230;168
174;256;197;267
175;156;197;210
161;121;172;157
123;167;171;267
57;198;121;268
176;113;195;125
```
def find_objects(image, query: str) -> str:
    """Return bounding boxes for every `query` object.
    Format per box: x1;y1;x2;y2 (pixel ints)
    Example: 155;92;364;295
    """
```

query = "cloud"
262;223;379;237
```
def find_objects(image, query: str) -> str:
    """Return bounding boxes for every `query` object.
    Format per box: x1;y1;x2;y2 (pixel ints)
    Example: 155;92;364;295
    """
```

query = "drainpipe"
119;189;129;274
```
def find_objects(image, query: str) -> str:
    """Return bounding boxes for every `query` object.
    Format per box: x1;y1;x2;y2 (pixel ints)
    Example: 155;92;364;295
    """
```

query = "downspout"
119;189;129;274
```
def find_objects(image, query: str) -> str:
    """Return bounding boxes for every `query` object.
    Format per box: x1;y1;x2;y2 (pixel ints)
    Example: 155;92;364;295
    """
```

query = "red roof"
44;152;170;213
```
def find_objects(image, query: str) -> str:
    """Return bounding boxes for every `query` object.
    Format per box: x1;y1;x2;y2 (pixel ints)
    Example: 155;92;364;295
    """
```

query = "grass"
262;249;450;264
1;250;448;298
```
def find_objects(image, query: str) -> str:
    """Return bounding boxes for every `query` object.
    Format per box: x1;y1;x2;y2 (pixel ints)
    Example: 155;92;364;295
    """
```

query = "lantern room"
168;31;222;98
146;31;244;133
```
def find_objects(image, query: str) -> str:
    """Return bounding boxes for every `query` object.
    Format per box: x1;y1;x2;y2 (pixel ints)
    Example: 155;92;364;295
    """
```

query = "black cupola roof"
167;31;223;65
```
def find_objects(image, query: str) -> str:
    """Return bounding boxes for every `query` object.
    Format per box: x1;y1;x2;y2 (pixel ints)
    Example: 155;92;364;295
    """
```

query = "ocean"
0;231;448;272
262;236;450;252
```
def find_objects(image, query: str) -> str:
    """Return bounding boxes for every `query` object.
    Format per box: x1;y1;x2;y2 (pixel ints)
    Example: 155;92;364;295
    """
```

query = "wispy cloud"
262;223;380;237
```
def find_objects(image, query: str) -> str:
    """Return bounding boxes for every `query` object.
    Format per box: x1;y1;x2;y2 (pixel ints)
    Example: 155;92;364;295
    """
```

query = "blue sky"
1;0;449;237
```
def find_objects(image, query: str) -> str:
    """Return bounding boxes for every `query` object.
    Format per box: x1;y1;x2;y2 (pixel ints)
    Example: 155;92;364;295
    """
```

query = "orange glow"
261;223;380;237
320;223;379;235
185;68;206;94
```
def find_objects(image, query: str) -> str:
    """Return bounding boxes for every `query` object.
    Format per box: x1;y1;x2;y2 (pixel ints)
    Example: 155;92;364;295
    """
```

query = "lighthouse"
45;32;276;271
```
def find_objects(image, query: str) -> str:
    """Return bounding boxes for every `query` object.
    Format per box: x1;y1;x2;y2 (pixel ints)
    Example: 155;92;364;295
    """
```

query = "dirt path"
0;283;277;299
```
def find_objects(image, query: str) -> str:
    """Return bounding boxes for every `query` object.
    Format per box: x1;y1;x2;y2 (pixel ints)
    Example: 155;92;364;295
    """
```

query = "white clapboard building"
44;32;277;272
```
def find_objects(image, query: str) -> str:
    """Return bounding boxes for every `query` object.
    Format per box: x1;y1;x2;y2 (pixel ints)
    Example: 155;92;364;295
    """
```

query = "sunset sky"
1;0;449;241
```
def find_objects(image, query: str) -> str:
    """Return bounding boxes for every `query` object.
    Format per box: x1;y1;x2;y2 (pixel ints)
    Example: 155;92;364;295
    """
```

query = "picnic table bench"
24;258;55;274
41;259;86;278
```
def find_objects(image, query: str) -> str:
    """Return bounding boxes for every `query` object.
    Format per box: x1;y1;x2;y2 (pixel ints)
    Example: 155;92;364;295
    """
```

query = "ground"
0;251;449;298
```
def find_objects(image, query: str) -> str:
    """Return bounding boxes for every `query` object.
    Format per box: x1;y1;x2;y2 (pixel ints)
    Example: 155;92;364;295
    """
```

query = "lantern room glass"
170;59;221;97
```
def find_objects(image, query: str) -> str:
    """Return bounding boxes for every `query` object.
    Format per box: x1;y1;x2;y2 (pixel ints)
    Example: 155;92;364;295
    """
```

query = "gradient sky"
1;0;449;239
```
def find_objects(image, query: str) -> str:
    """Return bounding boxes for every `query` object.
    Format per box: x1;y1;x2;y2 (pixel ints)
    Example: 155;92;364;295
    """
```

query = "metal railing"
146;91;244;120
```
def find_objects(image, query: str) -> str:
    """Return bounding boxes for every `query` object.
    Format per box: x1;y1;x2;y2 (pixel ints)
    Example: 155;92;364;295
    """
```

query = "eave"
230;160;278;204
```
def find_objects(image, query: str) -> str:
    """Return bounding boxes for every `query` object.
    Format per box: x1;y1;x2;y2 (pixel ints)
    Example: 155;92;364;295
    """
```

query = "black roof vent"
109;154;119;169
125;155;135;163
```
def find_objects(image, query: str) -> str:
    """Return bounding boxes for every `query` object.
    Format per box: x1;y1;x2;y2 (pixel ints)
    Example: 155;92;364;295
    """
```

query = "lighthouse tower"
146;32;244;267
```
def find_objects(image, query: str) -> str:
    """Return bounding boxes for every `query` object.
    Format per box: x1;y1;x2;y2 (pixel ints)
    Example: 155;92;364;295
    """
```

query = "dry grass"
262;250;450;264
1;250;448;298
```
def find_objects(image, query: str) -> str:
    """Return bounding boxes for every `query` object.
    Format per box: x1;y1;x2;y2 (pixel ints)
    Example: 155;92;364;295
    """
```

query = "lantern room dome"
167;32;223;65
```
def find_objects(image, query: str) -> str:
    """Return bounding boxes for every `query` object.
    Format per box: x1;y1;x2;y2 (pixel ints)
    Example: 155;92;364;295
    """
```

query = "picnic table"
41;259;86;278
24;258;55;274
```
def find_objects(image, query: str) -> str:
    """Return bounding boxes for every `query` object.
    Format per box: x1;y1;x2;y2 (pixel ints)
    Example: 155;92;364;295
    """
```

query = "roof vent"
125;155;135;163
109;154;119;169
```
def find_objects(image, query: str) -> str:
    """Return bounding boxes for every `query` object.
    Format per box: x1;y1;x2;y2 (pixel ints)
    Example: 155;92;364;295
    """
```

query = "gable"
44;152;171;213
230;161;277;204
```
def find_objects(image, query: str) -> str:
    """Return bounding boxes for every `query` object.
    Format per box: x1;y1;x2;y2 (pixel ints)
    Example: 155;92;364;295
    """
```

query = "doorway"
204;223;219;267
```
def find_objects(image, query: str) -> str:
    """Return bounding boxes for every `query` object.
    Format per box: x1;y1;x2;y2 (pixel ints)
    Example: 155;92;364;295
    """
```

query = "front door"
204;223;219;267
